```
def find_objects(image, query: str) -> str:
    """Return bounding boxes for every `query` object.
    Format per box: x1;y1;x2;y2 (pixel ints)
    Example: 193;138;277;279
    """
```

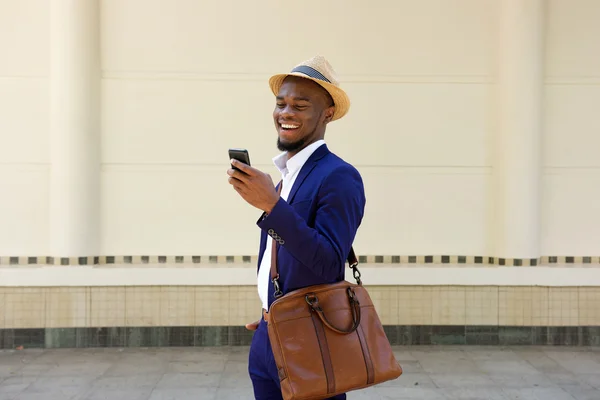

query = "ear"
323;106;335;124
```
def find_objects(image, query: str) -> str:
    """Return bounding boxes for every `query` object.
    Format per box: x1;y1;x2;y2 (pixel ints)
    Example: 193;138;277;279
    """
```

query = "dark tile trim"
0;255;598;266
1;326;598;349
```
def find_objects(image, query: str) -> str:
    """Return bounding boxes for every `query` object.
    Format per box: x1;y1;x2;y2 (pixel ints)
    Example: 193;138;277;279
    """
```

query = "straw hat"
269;55;350;121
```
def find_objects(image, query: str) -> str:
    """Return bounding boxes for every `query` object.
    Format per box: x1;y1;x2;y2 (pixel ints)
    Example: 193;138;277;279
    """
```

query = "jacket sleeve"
256;165;366;281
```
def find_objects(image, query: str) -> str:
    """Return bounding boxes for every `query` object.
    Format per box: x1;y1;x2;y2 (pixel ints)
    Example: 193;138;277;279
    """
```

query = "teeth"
281;124;299;129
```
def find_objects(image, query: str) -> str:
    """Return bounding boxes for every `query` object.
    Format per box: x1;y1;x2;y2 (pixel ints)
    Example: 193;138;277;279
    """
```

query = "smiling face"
273;76;335;157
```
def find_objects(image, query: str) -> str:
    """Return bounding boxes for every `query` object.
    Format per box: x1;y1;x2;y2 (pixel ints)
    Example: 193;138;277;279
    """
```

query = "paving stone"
214;387;256;400
347;387;382;399
378;372;436;388
502;387;577;400
428;372;496;388
477;360;544;375
444;387;509;399
83;387;154;400
376;387;448;399
89;374;163;389
147;387;217;400
0;346;599;399
154;372;221;388
561;384;600;400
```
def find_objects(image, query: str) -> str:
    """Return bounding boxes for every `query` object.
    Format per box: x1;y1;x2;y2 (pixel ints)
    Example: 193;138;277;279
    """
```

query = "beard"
276;134;309;153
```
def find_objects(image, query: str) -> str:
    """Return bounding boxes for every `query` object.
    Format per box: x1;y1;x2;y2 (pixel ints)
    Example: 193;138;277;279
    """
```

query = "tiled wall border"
1;255;599;266
0;326;598;349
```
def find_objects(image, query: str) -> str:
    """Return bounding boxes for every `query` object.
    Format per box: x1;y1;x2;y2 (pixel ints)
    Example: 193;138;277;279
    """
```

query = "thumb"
245;320;260;331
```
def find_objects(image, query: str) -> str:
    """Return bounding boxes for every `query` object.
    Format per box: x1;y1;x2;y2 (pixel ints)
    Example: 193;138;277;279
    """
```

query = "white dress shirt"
258;139;326;311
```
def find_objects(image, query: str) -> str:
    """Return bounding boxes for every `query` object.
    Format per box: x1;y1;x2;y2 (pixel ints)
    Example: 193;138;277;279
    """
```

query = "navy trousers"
248;317;346;400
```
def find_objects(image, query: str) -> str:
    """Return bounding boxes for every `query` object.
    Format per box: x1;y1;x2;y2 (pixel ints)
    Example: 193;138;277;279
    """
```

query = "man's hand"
227;159;280;213
245;320;260;331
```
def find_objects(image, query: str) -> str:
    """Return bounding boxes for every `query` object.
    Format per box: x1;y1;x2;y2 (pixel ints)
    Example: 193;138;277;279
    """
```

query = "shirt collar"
272;139;325;177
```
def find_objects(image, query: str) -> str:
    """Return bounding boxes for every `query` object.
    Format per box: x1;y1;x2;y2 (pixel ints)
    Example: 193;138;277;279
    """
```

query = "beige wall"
0;0;50;256
542;1;600;255
99;0;496;256
1;1;599;268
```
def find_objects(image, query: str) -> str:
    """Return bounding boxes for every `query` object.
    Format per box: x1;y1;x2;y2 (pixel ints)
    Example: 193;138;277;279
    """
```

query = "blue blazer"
256;144;366;309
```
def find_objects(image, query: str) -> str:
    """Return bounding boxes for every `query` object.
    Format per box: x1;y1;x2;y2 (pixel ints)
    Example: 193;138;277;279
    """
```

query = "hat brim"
268;72;350;121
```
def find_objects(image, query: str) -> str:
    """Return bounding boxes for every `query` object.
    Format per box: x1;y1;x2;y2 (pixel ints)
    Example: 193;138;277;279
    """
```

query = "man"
227;55;366;400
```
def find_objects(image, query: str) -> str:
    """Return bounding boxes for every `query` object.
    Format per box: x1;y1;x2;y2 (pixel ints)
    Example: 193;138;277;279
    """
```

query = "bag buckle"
305;293;322;311
272;275;283;298
351;264;362;285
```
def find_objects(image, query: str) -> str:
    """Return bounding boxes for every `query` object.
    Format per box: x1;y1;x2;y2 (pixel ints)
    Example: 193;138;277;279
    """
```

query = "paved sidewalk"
0;346;599;399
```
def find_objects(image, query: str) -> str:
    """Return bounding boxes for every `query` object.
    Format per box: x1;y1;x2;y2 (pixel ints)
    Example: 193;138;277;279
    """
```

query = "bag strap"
270;181;362;299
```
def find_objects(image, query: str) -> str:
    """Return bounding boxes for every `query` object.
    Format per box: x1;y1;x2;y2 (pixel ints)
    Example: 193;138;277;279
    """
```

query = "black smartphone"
228;148;251;170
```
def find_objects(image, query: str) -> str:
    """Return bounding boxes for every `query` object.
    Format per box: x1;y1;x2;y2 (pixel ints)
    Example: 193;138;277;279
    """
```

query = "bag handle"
270;181;363;299
305;287;361;334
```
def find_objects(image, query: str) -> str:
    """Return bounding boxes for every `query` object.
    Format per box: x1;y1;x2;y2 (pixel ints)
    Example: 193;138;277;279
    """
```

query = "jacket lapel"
287;144;330;204
257;146;329;273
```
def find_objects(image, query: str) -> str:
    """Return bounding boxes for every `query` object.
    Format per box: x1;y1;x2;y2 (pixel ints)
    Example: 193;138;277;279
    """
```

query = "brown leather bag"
263;240;403;400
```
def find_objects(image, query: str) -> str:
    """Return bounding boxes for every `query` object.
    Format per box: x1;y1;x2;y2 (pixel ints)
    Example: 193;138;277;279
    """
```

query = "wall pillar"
494;0;544;259
49;0;100;257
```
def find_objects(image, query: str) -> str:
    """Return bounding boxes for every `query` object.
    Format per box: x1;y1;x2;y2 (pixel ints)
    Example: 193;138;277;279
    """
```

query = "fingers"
245;320;260;331
227;174;243;184
230;159;254;175
227;168;249;185
228;178;245;193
